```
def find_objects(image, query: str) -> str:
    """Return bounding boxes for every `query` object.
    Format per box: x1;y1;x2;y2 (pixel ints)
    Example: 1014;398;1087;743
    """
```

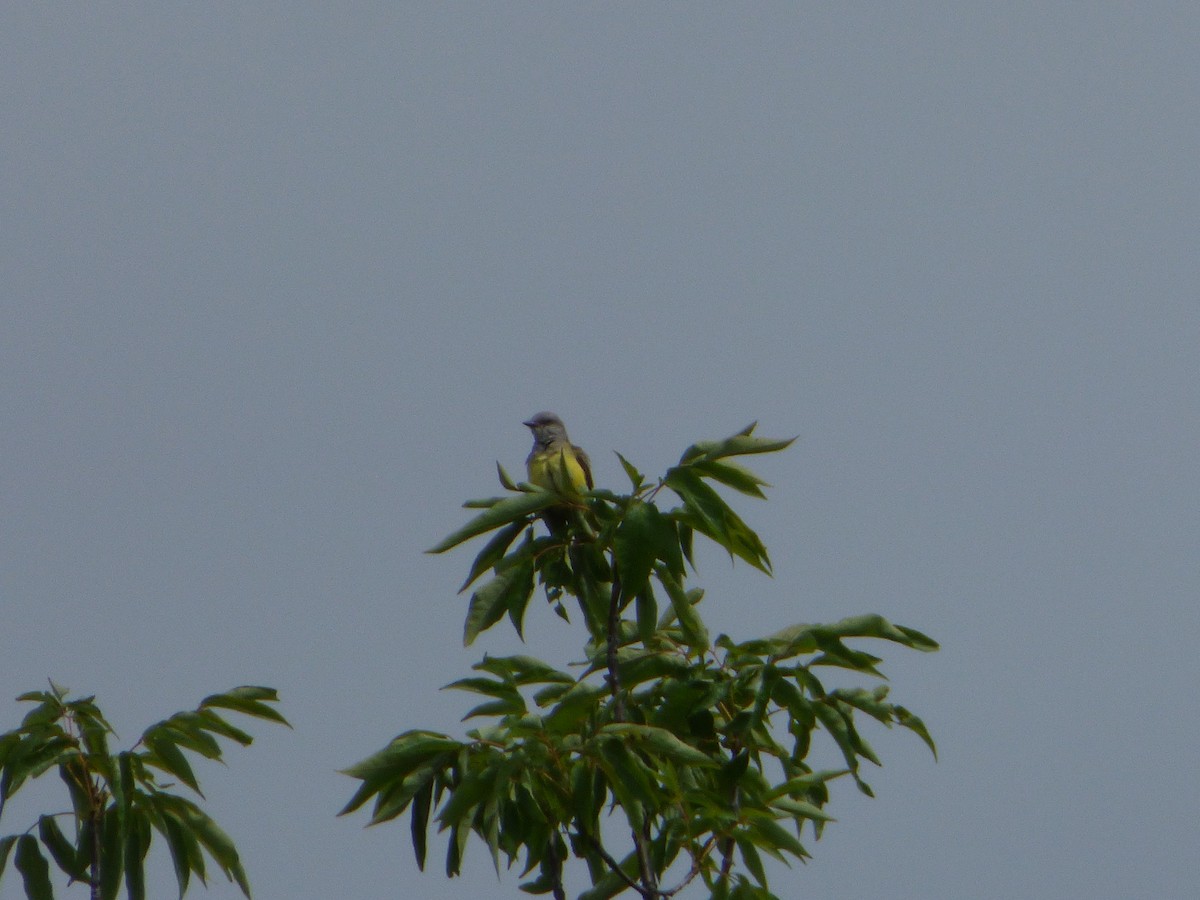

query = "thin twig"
578;831;650;899
659;836;718;898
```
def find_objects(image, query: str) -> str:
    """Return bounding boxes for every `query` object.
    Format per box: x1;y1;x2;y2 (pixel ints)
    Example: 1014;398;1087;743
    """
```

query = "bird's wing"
573;444;594;490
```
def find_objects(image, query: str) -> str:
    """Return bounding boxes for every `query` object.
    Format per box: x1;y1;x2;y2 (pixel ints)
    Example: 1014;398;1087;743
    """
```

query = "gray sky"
3;4;1197;899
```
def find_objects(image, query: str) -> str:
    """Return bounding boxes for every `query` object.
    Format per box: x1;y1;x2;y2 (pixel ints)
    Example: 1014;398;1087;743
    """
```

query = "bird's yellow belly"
528;447;588;493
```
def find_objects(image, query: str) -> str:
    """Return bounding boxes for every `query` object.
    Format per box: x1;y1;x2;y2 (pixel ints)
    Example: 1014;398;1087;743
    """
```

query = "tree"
341;423;938;899
0;683;288;900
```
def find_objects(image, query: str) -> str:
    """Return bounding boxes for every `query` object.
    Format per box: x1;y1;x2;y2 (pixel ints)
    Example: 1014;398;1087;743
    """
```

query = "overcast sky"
2;5;1198;899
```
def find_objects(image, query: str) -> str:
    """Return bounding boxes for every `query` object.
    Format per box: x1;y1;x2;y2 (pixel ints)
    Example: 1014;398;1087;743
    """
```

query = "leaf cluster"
346;424;938;899
0;684;289;900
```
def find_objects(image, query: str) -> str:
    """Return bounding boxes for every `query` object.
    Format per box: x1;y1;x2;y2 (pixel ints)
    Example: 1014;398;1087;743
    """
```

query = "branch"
601;571;661;895
577;831;650;899
659;836;717;898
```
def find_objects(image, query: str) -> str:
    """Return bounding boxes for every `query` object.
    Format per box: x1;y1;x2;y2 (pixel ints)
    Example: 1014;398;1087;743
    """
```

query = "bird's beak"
522;420;535;429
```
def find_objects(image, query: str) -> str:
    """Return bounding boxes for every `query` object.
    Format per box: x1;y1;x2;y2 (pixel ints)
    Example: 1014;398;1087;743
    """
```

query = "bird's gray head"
523;411;569;448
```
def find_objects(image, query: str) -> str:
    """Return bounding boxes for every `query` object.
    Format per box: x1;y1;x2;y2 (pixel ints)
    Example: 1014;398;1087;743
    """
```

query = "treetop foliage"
344;422;937;900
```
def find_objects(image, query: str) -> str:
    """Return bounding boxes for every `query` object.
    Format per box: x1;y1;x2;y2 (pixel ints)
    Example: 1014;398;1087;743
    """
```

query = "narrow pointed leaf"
428;491;560;554
123;809;151;900
690;459;771;498
614;451;644;491
148;799;196;897
496;461;520;491
656;567;709;652
895;706;938;759
614;501;659;602
679;426;796;464
599;723;716;767
39;814;88;881
464;560;533;646
0;835;17;880
410;779;433;870
635;584;658;644
143;736;201;795
100;805;124;900
665;468;771;573
14;835;54;900
459;520;528;592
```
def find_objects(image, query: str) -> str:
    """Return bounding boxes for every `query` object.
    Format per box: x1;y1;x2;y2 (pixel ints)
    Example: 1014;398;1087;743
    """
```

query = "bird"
523;411;593;495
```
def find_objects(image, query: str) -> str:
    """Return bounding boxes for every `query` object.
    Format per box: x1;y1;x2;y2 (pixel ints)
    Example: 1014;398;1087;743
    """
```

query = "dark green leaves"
615;501;683;604
664;467;772;573
197;686;291;728
464;559;535;646
14;835;53;900
0;684;287;900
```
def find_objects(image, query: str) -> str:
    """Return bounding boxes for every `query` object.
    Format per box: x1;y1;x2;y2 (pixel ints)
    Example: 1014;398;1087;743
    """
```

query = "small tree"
0;683;288;900
342;423;937;899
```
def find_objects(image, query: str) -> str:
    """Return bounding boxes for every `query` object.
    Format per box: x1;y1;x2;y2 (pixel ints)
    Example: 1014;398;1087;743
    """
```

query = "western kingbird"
523;412;593;495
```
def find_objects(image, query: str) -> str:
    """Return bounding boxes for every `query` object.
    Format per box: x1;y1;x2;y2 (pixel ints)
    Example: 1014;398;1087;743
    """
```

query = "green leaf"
100;804;124;900
0;835;17;881
143;718;223;761
496;461;521;491
894;706;938;759
436;767;494;830
0;732;20;772
616;650;691;689
339;733;462;818
459;520;529;593
678;521;694;568
446;823;469;878
665;467;772;573
147;796;199;897
541;682;607;733
811;639;884;679
358;758;444;826
614;451;644;491
634;583;658;644
820;614;939;651
461;697;526;720
614;501;660;602
744;811;809;861
474;655;574;686
442;677;513;699
170;798;250;897
38;815;88;881
734;831;768;887
191;709;254;747
14;690;58;705
123;808;151;900
428;491;561;554
142;735;201;795
765;770;847;800
340;732;461;782
2;735;74;803
409;779;433;871
464;560;534;646
599;724;716;767
656;567;709;652
690;459;771;499
198;687;290;728
679;424;796;464
14;834;54;900
768;796;834;823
